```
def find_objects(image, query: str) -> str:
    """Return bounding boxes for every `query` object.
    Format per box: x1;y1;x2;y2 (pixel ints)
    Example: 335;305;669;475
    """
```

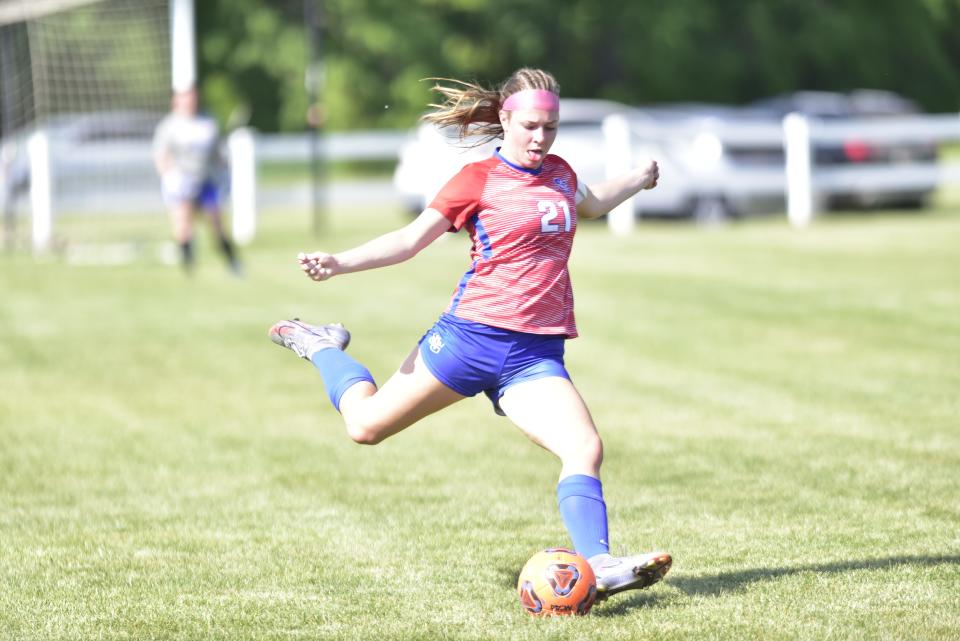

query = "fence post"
28;130;52;252
602;113;635;235
228;127;256;245
783;113;815;227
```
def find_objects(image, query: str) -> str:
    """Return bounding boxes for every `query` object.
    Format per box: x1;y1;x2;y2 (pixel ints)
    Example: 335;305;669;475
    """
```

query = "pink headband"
502;89;560;111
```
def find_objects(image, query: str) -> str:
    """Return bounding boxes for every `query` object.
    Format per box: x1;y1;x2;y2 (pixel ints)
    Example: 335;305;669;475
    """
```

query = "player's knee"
585;434;604;467
568;432;603;469
344;420;378;445
344;416;389;445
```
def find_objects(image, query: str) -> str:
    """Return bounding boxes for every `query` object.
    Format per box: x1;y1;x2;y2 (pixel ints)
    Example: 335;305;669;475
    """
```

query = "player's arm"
299;208;451;281
152;125;173;176
302;162;484;281
153;148;173;176
577;159;659;220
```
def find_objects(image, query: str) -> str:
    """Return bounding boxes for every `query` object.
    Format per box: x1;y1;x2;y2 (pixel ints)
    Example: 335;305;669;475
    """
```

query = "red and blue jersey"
428;151;583;338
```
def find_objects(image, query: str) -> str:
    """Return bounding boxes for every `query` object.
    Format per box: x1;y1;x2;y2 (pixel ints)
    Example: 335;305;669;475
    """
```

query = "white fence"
14;129;409;251
10;115;960;251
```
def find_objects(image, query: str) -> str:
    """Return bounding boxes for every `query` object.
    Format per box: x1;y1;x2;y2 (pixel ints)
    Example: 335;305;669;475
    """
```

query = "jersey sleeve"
575;172;588;204
427;162;490;231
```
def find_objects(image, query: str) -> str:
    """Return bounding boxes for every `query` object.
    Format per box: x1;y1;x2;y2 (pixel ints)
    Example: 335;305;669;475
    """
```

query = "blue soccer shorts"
162;175;221;210
194;180;221;209
418;313;571;415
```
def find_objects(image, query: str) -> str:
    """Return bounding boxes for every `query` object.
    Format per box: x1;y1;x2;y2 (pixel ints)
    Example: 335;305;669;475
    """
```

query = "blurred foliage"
195;0;960;132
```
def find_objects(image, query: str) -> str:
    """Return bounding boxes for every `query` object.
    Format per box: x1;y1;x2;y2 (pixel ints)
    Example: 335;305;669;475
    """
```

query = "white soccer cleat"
589;551;672;598
268;319;351;359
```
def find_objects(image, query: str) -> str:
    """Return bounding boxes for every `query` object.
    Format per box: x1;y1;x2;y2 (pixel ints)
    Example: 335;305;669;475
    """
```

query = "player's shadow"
592;554;960;616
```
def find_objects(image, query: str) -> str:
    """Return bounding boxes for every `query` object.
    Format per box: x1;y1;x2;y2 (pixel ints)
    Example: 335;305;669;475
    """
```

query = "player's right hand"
298;251;338;281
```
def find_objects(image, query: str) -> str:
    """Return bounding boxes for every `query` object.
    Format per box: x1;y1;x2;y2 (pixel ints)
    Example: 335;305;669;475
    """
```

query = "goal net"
0;0;173;258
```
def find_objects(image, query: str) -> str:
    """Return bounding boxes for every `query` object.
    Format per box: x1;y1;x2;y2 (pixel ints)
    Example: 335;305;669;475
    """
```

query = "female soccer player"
153;86;241;274
269;68;671;598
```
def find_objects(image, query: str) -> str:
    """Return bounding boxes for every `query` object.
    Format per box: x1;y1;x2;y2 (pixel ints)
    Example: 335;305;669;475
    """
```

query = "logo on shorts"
428;332;444;354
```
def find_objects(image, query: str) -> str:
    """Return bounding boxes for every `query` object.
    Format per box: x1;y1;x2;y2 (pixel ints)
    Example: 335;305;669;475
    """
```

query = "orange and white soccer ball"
517;548;597;616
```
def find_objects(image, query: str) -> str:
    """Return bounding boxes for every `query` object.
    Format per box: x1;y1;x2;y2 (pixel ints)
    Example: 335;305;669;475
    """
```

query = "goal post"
169;0;195;92
0;0;187;255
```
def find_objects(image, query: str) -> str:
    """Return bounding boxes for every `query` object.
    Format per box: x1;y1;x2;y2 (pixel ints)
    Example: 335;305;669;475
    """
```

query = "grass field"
1;200;959;640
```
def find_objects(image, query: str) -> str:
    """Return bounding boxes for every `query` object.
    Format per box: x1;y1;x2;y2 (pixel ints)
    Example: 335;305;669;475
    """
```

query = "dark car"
744;90;938;209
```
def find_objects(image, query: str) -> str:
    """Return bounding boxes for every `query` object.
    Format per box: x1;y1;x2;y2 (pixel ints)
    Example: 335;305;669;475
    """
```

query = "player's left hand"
639;159;659;190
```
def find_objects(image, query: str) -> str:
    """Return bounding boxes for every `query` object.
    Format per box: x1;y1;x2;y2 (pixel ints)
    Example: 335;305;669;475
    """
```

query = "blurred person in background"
269;68;670;599
153;86;240;275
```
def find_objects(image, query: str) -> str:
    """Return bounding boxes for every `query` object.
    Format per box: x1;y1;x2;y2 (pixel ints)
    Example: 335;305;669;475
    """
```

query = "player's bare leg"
337;346;465;444
206;205;241;275
498;376;603;479
269;319;464;444
498;376;671;597
169;201;194;271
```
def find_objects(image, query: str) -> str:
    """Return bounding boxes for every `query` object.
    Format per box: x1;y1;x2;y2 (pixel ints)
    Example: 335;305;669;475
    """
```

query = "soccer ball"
517;548;597;616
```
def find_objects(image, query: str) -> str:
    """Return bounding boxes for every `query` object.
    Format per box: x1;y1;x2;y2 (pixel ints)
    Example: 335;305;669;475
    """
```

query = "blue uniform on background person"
153;86;240;275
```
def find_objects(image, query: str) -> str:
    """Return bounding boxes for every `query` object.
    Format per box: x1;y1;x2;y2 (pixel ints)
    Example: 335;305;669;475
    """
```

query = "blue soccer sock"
309;348;376;411
557;474;610;560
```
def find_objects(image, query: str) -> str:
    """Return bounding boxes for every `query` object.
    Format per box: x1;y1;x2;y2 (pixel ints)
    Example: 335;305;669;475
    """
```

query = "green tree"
195;0;960;132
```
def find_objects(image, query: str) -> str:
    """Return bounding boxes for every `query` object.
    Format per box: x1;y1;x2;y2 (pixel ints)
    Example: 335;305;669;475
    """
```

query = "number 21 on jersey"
539;200;572;233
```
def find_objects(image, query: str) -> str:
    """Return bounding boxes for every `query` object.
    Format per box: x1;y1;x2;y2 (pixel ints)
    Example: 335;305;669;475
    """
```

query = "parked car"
630;90;941;217
43;110;165;190
1;110;168;215
748;89;923;119
624;103;786;219
744;90;939;209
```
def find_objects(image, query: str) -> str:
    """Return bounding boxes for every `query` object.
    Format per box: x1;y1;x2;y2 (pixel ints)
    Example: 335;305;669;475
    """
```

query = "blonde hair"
421;68;560;145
